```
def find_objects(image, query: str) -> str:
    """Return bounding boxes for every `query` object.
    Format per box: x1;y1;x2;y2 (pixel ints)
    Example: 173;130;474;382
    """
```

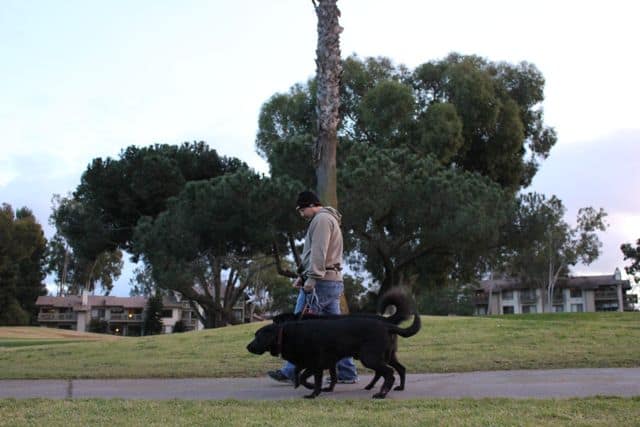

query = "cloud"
0;153;81;237
529;129;640;278
0;160;18;187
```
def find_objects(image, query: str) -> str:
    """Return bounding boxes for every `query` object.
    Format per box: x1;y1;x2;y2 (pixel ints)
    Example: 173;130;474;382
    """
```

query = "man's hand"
293;277;303;288
303;278;316;293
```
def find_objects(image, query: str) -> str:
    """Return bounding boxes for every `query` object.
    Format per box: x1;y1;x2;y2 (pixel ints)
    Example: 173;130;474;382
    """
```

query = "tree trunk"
313;0;342;208
313;0;348;314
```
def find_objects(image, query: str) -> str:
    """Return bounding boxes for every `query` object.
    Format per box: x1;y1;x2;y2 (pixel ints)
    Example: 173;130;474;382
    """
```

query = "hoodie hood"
319;207;342;225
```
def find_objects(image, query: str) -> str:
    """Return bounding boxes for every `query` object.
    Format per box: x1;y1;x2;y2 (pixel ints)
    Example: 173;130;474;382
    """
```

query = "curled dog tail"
378;287;413;325
389;312;421;338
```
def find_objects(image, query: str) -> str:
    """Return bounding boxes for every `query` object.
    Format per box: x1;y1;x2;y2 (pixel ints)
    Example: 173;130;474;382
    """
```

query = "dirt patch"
0;327;122;341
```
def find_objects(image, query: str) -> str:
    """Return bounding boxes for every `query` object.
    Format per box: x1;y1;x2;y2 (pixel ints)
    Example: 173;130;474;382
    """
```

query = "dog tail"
378;287;413;324
389;311;421;338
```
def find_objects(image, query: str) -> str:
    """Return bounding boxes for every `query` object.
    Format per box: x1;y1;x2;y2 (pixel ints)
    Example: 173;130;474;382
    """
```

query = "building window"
570;303;583;312
570;288;582;298
520;289;537;302
502;306;514;314
522;305;537;314
91;309;105;319
552;305;564;312
502;291;513;300
475;306;488;316
552;288;564;303
595;302;619;312
161;310;173;318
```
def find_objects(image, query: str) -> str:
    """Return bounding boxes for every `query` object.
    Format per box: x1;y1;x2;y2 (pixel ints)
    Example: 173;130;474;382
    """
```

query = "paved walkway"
1;368;639;400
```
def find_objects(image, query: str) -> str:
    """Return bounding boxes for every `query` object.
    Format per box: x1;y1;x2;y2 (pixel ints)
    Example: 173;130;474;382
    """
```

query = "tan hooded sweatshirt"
301;207;343;283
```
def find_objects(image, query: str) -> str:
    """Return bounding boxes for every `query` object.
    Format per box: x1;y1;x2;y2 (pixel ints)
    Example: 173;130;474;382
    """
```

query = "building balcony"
520;295;537;304
109;313;143;321
38;313;76;321
473;294;489;305
594;290;619;300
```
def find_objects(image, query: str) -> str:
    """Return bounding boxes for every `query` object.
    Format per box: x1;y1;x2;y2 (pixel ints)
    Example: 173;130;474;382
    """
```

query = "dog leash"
299;289;319;318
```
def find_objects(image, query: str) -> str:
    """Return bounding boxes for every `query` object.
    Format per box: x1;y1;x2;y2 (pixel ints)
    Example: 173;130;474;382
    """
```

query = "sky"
1;0;639;297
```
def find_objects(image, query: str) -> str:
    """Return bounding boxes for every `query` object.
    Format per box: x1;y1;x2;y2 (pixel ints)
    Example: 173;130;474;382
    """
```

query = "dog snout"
246;340;263;355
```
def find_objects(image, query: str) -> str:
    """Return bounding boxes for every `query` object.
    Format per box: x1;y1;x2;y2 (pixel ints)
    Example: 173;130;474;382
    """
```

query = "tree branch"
272;241;298;279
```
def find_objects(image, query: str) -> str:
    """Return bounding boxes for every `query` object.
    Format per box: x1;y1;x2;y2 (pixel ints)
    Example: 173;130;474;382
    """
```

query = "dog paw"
372;393;387;399
321;387;335;392
393;386;404;391
304;394;318;399
364;384;374;390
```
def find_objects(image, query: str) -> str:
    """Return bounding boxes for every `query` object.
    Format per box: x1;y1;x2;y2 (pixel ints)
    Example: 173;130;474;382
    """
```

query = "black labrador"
271;288;414;392
247;301;421;399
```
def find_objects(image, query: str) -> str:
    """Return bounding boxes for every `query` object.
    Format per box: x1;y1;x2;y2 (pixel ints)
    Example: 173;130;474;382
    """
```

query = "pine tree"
143;293;164;335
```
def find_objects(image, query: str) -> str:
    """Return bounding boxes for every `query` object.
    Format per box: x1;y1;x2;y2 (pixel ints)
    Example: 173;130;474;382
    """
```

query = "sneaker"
267;370;292;383
325;376;358;385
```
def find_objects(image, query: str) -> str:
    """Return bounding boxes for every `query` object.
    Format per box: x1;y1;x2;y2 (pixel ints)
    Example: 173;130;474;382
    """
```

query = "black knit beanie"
296;191;321;210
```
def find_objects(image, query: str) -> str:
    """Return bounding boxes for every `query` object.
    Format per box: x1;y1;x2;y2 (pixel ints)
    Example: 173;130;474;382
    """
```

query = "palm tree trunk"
313;0;342;208
313;0;348;313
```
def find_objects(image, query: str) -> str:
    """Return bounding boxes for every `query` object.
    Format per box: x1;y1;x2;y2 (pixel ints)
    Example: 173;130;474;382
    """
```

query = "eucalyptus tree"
48;197;123;295
499;193;608;311
256;54;556;294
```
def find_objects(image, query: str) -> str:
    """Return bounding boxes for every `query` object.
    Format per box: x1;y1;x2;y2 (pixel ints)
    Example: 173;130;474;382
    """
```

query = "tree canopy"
257;54;556;192
133;167;279;326
48;196;123;295
621;239;640;284
255;53;557;294
51;142;277;327
0;204;48;325
56;142;244;258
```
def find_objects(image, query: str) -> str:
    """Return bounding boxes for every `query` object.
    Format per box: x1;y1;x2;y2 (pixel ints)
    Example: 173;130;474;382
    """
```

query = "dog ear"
267;325;280;356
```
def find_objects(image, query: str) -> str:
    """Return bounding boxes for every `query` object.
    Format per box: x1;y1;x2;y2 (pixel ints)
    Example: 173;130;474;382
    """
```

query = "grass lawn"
2;313;639;426
1;397;639;426
1;312;639;379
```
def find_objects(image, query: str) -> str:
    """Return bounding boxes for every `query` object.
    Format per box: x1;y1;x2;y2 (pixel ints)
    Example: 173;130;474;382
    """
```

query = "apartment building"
35;293;204;335
473;269;637;315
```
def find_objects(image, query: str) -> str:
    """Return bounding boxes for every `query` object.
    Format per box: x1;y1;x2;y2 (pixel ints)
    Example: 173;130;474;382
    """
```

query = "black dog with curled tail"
246;288;421;399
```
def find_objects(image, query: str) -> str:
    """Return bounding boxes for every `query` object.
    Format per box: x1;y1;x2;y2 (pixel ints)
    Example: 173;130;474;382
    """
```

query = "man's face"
297;206;316;220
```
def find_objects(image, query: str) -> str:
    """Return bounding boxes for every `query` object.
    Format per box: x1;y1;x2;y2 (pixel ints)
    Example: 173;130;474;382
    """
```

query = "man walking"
268;190;358;384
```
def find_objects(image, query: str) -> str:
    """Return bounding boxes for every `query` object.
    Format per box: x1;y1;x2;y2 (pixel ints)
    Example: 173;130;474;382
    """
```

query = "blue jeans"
280;280;358;381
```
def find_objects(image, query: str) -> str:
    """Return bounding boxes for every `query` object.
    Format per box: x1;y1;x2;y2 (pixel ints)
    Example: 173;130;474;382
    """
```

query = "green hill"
1;312;638;379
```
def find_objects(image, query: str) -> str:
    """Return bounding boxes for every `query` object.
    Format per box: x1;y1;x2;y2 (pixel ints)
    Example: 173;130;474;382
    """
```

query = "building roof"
476;273;631;293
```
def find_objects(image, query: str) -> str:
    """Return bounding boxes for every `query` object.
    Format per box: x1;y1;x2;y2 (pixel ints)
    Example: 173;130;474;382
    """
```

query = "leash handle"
299;289;318;316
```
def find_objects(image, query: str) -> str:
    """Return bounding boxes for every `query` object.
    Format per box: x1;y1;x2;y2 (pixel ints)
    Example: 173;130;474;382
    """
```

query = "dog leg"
300;368;314;390
364;373;381;390
360;353;395;399
372;365;395;399
293;366;302;388
389;356;406;391
322;365;337;392
304;370;323;399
